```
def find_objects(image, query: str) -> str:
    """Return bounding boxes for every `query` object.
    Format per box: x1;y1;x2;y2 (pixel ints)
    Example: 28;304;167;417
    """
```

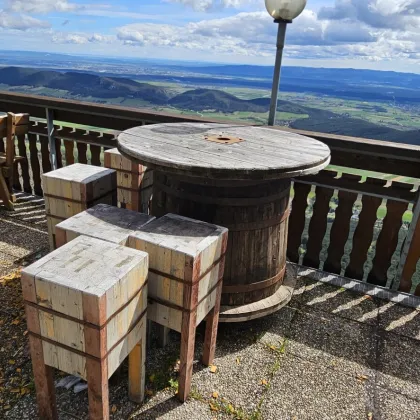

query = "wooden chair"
0;112;30;210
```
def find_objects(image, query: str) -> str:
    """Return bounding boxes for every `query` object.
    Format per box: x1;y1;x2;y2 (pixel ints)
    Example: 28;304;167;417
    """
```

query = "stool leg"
29;336;58;420
86;359;109;420
128;337;146;403
178;309;197;402
202;281;223;366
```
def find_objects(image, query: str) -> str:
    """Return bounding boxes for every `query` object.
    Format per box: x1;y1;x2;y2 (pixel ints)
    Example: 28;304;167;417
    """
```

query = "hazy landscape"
0;50;419;145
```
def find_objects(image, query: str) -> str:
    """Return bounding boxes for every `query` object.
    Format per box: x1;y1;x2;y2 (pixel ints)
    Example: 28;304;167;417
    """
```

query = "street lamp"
265;0;307;126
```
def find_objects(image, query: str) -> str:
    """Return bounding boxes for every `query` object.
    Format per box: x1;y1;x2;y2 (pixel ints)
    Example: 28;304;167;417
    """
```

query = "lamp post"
265;0;307;126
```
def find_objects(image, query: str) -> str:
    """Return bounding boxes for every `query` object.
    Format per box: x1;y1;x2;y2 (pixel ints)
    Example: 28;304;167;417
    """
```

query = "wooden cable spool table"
118;123;330;322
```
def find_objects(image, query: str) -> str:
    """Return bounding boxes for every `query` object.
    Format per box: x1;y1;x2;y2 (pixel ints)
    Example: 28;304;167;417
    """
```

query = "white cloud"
52;32;114;44
0;11;50;30
165;0;258;12
5;0;81;14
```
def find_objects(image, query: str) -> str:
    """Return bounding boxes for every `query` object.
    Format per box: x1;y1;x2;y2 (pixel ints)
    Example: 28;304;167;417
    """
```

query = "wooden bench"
0;112;30;210
42;163;117;250
128;213;228;401
104;148;153;213
21;235;149;420
55;203;155;247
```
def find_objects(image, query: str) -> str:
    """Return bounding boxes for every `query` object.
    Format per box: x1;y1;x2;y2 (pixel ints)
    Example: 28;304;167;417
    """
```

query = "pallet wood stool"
0;112;30;210
128;213;228;401
21;235;149;420
104;148;153;213
42;163;117;250
55;203;155;248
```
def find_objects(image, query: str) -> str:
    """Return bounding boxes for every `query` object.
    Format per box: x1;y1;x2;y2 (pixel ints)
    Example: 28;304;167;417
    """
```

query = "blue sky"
0;0;419;72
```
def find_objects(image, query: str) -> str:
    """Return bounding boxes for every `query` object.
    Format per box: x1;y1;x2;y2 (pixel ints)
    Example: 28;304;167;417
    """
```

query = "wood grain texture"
151;172;289;305
345;185;383;280
303;184;335;269
287;182;311;263
368;200;408;286
118;123;330;180
29;335;58;420
324;179;358;274
28;133;43;196
17;134;31;193
86;358;109;420
64;140;75;165
55;203;154;247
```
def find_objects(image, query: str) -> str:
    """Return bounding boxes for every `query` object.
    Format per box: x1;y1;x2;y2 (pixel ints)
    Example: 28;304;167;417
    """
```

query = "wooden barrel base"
219;265;297;322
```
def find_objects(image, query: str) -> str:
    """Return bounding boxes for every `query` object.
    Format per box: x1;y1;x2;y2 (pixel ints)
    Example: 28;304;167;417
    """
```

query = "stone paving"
1;194;419;419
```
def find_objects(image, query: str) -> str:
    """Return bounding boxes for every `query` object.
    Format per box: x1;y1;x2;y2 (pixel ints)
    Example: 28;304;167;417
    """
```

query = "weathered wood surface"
303;181;335;269
21;235;149;416
55;203;154;247
128;213;227;401
104;147;153;213
324;177;359;274
345;187;383;280
287;182;311;263
42;163;117;249
118;123;330;180
152;172;290;306
368;200;409;286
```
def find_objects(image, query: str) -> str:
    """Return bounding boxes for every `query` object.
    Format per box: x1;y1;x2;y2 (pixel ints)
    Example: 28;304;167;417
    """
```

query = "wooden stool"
55;203;155;247
21;236;149;420
104;148;153;213
128;213;228;401
42;163;117;250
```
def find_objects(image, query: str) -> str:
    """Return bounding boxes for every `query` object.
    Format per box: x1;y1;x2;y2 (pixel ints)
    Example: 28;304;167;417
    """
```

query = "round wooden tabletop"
118;123;331;180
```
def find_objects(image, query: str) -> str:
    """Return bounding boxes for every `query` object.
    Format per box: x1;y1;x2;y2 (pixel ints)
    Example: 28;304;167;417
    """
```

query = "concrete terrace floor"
1;194;419;420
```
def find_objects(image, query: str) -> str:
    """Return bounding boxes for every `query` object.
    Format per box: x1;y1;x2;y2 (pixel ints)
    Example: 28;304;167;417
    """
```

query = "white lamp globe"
265;0;307;21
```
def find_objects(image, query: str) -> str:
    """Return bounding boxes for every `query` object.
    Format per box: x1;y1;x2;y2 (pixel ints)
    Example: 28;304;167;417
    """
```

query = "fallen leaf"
260;379;268;386
111;405;117;413
227;404;234;413
364;295;373;301
16;368;21;373
357;375;369;381
209;403;219;412
209;365;217;373
145;390;154;397
236;357;241;365
149;374;155;383
367;412;373;420
8;360;15;365
11;319;20;325
4;405;10;410
11;388;20;393
212;391;219;399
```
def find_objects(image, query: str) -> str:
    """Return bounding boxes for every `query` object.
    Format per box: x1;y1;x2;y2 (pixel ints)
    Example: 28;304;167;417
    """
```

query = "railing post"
46;107;57;171
396;192;420;293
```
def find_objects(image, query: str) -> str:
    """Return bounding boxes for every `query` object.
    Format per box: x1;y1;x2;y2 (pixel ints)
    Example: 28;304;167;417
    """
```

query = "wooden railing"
0;91;419;296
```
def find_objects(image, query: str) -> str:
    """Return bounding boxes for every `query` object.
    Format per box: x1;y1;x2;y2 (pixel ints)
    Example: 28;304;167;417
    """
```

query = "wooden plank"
367;200;409;286
64;140;75;166
16;134;31;193
303;182;335;269
76;142;88;164
128;338;145;403
28;335;58;420
345;181;383;280
398;198;420;294
296;171;417;203
55;138;63;169
90;144;102;167
324;175;359;274
40;136;52;174
86;359;109;420
118;123;330;180
287;182;311;263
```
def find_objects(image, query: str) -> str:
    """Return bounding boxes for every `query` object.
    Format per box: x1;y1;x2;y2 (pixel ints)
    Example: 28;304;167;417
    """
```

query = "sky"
0;0;420;72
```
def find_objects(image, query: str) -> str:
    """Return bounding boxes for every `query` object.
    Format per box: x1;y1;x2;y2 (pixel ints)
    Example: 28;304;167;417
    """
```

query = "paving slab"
260;354;369;420
297;278;379;325
378;301;420;341
377;331;420;401
287;309;378;377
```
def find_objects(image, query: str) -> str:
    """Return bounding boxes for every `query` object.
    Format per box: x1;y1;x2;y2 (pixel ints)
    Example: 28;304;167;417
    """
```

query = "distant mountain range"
0;66;419;145
0;67;170;104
